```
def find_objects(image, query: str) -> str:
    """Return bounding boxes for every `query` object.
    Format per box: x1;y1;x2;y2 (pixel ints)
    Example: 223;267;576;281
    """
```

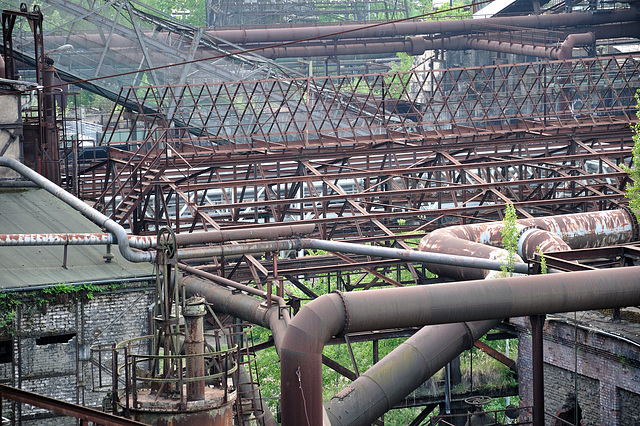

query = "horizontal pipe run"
0;157;154;263
173;224;316;246
419;209;636;279
0;233;156;248
280;266;640;425
176;239;303;260
207;9;639;44
300;238;530;274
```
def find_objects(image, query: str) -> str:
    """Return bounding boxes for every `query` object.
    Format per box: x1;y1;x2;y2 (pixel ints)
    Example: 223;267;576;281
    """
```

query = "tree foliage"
500;203;518;277
623;90;640;223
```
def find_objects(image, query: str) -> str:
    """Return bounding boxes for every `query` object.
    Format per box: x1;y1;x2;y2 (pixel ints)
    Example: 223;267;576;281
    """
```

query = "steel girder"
71;55;640;286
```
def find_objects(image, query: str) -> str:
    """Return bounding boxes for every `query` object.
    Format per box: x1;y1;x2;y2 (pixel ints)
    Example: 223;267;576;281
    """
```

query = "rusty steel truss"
73;54;639;287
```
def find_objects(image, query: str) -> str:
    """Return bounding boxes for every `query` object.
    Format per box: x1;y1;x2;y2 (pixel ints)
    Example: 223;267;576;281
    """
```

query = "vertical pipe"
530;314;545;426
444;363;451;414
184;297;206;401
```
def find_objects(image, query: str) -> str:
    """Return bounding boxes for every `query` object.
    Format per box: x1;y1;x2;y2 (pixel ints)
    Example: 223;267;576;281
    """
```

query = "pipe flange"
461;321;474;350
517;226;539;258
621;206;640;242
333;290;350;335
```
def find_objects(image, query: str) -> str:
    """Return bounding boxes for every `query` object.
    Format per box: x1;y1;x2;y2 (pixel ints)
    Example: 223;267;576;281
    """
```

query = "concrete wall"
0;281;155;425
513;314;640;426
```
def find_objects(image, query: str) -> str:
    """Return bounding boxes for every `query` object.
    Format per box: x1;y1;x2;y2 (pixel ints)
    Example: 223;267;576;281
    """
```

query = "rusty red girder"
73;55;639;286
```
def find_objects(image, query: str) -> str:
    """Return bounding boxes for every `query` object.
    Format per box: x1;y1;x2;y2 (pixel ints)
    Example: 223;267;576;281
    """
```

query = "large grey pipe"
181;275;289;352
0;157;154;263
324;320;499;425
280;267;640;425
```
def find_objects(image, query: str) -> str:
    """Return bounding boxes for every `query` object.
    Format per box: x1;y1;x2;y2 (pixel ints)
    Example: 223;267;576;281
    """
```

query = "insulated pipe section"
280;266;640;425
0;157;154;263
518;228;571;261
324;320;499;425
206;9;639;44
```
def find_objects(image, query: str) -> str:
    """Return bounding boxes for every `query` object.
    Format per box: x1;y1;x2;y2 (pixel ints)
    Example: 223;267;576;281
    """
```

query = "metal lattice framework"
71;55;639;285
206;0;411;26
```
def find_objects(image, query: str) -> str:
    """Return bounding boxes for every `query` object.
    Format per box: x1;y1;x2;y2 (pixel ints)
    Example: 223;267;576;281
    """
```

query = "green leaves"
623;90;640;223
500;203;518;277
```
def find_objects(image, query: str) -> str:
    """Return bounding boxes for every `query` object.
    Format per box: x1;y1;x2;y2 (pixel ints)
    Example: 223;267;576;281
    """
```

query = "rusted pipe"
172;224;316;246
176;239;302;260
223;22;635;60
184;297;206;401
0;157;154;263
280;266;640;425
179;269;290;351
419;209;637;279
556;32;595;60
206;9;638;44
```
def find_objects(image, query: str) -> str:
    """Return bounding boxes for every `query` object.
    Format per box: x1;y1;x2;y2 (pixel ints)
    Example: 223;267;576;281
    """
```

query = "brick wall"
0;281;154;424
512;315;640;426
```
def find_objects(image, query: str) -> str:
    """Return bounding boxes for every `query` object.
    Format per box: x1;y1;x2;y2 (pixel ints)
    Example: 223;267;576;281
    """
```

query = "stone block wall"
0;281;154;424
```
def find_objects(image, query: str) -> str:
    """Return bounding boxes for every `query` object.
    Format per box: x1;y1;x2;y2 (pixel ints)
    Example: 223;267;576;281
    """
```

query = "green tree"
623;90;640;223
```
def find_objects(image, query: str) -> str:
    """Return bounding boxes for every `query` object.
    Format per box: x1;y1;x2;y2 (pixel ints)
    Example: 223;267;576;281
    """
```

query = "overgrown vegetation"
622;90;640;223
0;283;124;336
537;246;547;274
500;203;519;277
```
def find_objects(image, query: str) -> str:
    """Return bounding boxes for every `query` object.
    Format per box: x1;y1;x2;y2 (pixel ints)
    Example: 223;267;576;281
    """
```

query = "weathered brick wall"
619;388;640;425
0;281;154;424
512;315;640;426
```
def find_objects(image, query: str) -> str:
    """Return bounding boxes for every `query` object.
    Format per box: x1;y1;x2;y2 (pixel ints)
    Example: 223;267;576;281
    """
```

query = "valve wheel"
157;226;177;259
464;395;492;406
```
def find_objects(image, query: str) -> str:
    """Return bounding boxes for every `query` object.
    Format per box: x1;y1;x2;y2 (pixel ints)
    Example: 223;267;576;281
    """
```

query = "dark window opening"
0;340;12;363
36;333;76;345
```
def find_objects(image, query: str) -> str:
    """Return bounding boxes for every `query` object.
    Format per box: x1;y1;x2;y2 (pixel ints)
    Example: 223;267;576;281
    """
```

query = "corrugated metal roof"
0;187;153;289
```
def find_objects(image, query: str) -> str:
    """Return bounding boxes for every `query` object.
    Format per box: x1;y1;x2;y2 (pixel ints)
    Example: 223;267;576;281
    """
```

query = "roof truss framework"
72;55;639;286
